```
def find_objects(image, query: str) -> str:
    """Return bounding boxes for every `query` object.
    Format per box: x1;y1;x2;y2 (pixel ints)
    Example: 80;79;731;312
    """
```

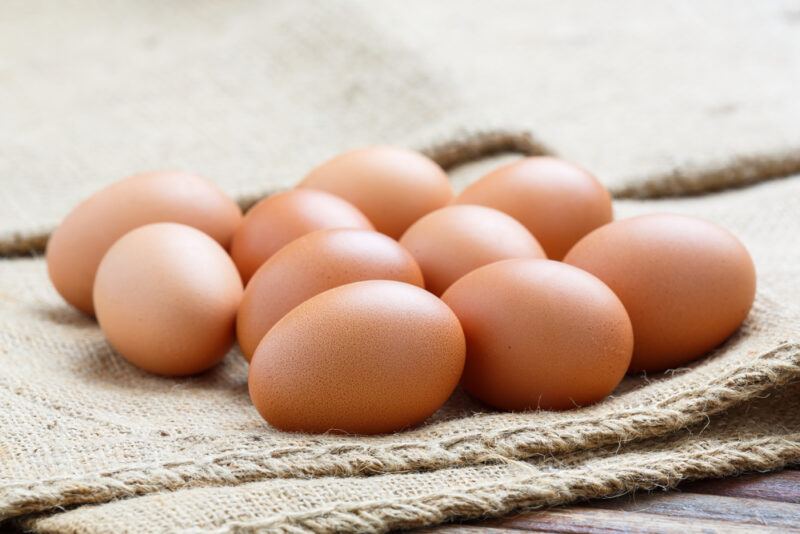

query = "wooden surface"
419;467;800;533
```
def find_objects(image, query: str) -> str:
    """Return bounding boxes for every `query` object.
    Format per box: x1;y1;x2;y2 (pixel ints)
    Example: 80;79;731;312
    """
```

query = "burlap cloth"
2;1;800;532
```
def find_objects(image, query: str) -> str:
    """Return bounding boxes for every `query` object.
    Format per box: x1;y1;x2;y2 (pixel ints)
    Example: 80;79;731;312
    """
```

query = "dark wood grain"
682;469;800;503
421;467;800;533
416;527;525;533
589;491;800;528
468;507;789;533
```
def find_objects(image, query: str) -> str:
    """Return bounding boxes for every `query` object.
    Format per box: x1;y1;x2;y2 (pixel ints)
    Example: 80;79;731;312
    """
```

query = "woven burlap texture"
3;0;800;251
3;164;800;532
3;1;800;531
26;383;800;534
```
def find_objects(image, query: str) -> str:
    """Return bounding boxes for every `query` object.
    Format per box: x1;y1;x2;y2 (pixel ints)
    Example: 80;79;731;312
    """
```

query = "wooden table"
421;467;800;533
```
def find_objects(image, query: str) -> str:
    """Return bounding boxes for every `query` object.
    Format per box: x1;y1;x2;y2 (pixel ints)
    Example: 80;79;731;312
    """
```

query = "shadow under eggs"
31;302;96;330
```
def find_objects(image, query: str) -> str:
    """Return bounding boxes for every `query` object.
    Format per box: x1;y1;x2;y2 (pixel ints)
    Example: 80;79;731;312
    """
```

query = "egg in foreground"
248;280;465;434
564;213;756;372
94;223;243;376
441;259;633;411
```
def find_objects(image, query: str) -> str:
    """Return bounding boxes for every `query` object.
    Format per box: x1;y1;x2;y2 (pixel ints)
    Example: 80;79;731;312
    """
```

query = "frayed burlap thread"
23;383;800;533
3;3;800;529
3;340;797;520
3;167;800;531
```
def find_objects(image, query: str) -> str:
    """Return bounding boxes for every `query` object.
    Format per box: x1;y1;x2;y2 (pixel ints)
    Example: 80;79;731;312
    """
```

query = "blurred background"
2;0;800;245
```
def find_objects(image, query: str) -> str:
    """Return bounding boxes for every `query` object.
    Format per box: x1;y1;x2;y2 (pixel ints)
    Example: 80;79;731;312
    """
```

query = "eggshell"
454;157;612;260
564;214;756;372
399;205;546;296
441;259;633;411
299;146;453;238
230;189;373;283
237;228;424;361
248;280;465;434
94;223;243;376
46;171;242;315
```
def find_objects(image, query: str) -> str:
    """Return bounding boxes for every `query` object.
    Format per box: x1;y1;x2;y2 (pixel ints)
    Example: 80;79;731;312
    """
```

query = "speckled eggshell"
399;205;546;296
230;189;373;283
441;259;633;411
454;157;612;260
94;223;243;376
564;214;757;372
248;280;465;435
298;146;453;239
237;228;424;361
46;171;242;315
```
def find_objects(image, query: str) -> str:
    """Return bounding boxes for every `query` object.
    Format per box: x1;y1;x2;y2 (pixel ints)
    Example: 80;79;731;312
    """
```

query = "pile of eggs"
46;147;757;435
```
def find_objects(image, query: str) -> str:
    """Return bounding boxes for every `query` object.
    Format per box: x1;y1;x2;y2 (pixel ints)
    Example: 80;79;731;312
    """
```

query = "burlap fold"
3;168;800;531
4;0;800;252
3;2;800;531
25;383;800;534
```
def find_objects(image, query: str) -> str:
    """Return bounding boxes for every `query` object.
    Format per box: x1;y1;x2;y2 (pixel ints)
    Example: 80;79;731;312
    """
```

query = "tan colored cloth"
3;0;800;247
4;171;800;531
28;383;800;533
2;1;800;532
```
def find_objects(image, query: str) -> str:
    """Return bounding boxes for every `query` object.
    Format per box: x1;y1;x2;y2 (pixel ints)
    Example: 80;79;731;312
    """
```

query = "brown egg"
230;189;373;283
399;205;546;296
441;259;633;411
564;214;756;372
94;223;243;376
237;228;424;361
298;146;453;238
454;157;612;260
249;280;465;434
46;171;242;315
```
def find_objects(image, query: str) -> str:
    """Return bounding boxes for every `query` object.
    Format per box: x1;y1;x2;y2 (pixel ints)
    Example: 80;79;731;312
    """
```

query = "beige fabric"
27;383;800;534
3;0;800;248
3;1;800;532
0;0;456;247
374;0;800;189
3;172;800;531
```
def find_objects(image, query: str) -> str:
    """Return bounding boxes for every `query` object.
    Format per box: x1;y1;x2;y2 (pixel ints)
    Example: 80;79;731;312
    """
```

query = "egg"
46;171;242;315
441;259;633;411
230;189;373;283
94;223;243;376
237;228;424;361
248;280;465;434
298;146;453;238
454;157;612;260
399;205;546;296
564;214;756;372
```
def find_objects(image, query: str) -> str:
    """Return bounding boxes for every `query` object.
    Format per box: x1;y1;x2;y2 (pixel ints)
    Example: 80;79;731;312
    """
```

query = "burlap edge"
21;428;800;533
4;128;800;522
198;433;800;534
2;342;798;520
